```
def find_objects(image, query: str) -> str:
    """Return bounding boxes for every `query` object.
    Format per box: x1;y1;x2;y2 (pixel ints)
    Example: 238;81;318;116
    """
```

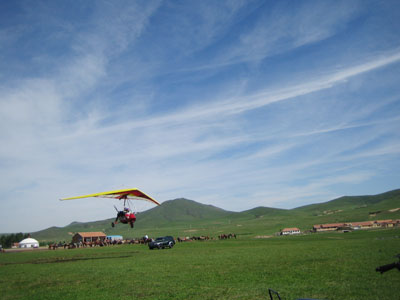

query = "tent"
19;238;39;248
106;235;123;241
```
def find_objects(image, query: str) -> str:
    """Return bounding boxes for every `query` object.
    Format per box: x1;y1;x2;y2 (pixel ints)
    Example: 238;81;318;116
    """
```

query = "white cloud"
59;49;400;142
204;1;360;66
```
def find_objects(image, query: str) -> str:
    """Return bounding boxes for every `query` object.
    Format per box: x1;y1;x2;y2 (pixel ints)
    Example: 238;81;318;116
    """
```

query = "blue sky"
1;0;400;233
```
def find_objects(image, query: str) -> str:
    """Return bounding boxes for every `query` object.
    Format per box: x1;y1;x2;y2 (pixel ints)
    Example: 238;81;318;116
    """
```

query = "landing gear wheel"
130;222;134;228
111;222;115;227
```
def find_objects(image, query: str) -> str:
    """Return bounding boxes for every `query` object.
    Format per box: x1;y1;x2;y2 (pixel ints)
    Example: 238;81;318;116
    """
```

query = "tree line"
0;233;30;248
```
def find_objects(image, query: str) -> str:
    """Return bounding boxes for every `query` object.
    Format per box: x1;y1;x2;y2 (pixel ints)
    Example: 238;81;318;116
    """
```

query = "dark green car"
148;236;175;250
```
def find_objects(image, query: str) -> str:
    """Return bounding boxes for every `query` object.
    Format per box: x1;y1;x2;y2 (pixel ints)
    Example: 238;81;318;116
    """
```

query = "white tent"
19;238;39;248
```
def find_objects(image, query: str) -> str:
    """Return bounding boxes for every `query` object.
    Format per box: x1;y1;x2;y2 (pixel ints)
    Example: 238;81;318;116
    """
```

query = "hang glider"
60;188;160;206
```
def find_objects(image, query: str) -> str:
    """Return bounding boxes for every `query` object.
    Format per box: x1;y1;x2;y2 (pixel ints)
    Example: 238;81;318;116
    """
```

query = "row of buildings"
313;219;399;232
280;219;400;235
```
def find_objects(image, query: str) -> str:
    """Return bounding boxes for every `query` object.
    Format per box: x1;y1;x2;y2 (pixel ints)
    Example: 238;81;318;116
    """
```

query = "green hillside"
30;189;400;243
292;189;400;226
295;189;400;213
136;198;232;225
241;206;289;217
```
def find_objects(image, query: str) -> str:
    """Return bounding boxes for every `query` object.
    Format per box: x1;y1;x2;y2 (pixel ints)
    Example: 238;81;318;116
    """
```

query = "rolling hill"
136;198;233;225
295;189;400;213
31;189;400;242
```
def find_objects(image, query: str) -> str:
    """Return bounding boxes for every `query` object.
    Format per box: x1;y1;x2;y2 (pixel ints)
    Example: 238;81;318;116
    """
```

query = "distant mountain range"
32;189;400;242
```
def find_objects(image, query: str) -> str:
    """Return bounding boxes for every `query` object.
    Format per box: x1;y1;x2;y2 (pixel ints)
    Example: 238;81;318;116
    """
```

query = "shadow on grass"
1;252;139;265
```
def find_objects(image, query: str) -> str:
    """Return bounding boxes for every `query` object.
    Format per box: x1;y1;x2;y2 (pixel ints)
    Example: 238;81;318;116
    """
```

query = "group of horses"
176;234;237;242
48;240;118;250
218;233;236;239
47;234;237;250
47;237;153;250
177;236;211;242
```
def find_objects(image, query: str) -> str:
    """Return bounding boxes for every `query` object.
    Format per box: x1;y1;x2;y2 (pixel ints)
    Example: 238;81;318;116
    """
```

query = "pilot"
124;207;131;220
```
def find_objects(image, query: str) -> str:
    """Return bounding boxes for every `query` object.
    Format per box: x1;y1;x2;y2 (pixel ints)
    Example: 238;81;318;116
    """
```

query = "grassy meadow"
1;228;400;300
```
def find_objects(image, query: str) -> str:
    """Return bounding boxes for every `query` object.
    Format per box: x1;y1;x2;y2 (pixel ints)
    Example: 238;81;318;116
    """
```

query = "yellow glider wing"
60;188;160;206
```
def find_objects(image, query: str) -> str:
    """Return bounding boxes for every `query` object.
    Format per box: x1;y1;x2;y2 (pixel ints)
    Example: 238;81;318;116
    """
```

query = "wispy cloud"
57;49;400;140
189;1;361;69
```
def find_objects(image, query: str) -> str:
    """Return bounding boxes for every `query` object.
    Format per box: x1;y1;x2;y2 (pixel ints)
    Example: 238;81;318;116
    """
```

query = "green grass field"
1;228;399;300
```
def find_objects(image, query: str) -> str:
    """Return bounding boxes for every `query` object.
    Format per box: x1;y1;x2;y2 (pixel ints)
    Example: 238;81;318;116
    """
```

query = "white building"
19;238;39;248
281;227;301;235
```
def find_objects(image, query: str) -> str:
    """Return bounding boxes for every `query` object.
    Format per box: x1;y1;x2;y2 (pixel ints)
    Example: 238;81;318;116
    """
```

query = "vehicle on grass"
60;188;160;229
148;236;175;250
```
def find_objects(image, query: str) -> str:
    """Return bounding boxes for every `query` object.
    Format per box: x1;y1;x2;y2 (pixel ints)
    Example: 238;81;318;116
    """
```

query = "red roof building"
72;232;107;243
313;223;347;232
375;219;396;227
351;221;373;229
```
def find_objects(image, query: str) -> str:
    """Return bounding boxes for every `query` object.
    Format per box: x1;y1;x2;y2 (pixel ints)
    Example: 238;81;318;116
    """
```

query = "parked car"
148;236;175;250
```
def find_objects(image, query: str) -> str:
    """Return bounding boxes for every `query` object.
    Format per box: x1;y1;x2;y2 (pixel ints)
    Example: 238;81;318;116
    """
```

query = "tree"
0;232;30;248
